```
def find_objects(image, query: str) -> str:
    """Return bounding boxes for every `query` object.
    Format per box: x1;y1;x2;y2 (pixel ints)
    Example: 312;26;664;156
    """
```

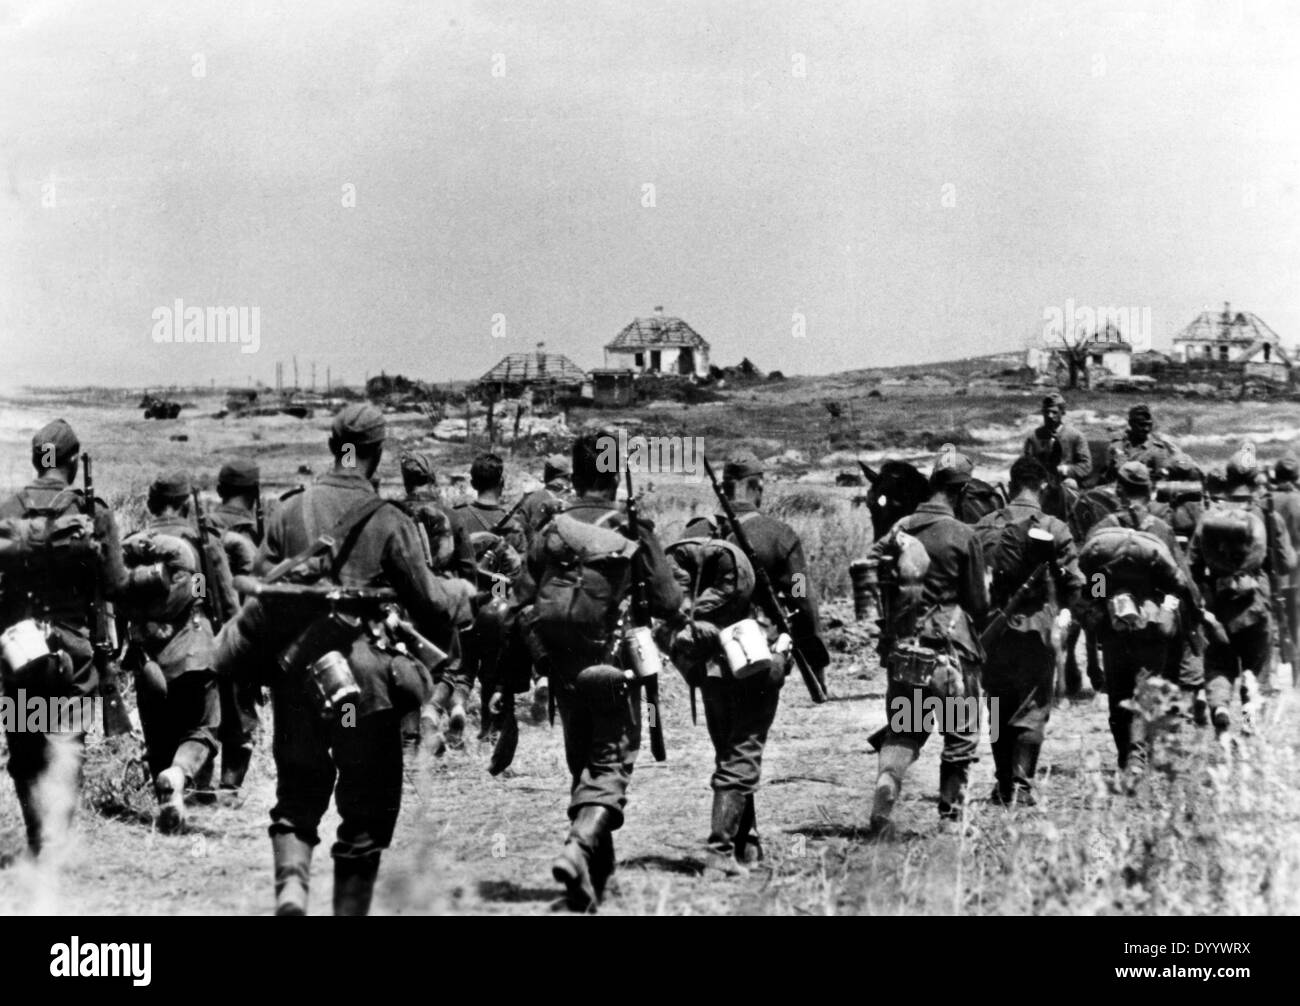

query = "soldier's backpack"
1068;485;1123;542
531;512;639;658
119;530;203;622
1197;503;1267;576
1078;523;1182;634
955;479;1006;525
665;537;756;628
978;512;1052;609
0;488;98;578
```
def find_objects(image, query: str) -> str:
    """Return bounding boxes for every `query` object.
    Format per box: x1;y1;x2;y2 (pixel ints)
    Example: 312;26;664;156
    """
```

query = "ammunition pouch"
886;639;940;689
886;639;965;699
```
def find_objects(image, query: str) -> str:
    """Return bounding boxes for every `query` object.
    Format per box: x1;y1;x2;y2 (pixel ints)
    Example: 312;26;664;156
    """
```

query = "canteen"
719;618;773;680
623;624;662;680
0;619;51;676
849;559;875;621
309;650;361;717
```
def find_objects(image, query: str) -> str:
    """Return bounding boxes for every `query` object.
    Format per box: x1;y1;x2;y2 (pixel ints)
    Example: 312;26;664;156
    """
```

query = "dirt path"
5;608;1297;916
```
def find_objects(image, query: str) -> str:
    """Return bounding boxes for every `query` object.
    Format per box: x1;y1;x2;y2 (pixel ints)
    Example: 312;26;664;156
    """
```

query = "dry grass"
2;389;1300;916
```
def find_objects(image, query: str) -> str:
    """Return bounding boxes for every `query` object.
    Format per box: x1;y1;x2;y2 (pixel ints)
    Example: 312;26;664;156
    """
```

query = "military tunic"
203;501;263;783
973;496;1083;799
0;472;126;852
867;500;989;814
1104;432;1190;484
1085;505;1195;767
227;469;469;860
524;494;682;824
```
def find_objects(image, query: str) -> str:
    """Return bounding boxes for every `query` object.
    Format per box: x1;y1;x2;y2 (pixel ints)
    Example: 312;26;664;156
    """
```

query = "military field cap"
1116;460;1152;491
151;469;193;498
1128;403;1153;422
399;449;437;481
217;458;260;489
931;443;973;485
544;453;572;481
1204;467;1228;497
1275;456;1300;485
31;418;80;467
1226;443;1258;484
330;403;387;447
1042;390;1066;410
723;449;764;481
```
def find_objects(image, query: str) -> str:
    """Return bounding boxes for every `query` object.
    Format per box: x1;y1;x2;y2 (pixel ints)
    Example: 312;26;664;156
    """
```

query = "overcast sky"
1;0;1297;389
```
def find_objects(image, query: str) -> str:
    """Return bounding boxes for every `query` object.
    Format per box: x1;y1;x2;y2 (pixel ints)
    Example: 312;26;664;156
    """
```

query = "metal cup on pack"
623;624;662;680
718;618;774;680
0;619;52;677
309;650;361;717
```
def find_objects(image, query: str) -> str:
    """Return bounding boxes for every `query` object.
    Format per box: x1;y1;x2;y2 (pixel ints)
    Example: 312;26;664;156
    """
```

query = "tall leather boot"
271;832;313;916
551;805;611;912
937;761;969;821
590;832;618;901
13;776;43;856
1011;738;1041;807
989;733;1013;806
735;794;763;866
703;789;749;880
333;854;381;916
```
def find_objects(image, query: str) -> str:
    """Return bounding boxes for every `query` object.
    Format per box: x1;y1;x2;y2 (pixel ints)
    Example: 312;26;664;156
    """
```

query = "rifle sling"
266;494;389;585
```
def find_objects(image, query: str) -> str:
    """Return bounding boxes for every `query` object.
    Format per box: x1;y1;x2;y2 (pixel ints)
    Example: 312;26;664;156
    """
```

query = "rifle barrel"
703;456;828;704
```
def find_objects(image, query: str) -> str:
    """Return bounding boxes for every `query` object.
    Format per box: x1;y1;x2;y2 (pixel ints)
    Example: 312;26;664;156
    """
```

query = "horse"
858;459;1006;539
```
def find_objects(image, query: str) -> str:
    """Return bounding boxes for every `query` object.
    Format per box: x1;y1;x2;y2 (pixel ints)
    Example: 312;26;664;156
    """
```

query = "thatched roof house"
604;307;710;378
1172;302;1290;381
478;351;587;398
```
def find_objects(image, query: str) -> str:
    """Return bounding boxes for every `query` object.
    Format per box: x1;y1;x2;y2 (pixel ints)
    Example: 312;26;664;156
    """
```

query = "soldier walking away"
195;459;264;804
861;445;990;833
1079;462;1198;785
1190;448;1295;739
215;404;471;915
118;471;237;832
681;450;828;876
0;419;127;858
1270;456;1300;679
1104;404;1192;484
454;452;527;744
1022;391;1092;520
521;432;683;912
519;453;574;547
396;449;475;758
974;458;1083;807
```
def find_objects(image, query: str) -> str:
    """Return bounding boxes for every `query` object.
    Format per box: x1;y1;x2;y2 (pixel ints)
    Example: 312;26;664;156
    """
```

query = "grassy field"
2;386;1300;915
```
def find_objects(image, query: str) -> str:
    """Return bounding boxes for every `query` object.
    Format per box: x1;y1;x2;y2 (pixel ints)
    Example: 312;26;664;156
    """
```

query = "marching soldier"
1082;461;1198;779
863;445;989;833
118;470;236;831
1189;449;1295;737
519;453;573;547
216;404;471;915
1104;404;1191;483
0;419;127;857
198;459;264;802
681;450;828;876
396;449;475;757
454;452;527;743
974;458;1083;806
521;432;683;912
1271;456;1300;667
